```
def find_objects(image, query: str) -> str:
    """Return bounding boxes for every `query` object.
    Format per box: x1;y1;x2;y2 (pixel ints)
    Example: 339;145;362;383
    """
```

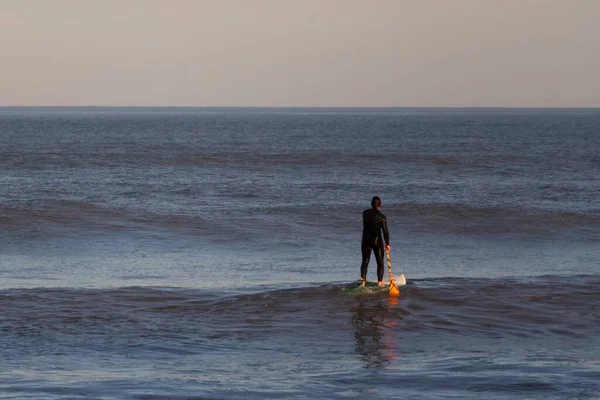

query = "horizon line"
2;105;600;110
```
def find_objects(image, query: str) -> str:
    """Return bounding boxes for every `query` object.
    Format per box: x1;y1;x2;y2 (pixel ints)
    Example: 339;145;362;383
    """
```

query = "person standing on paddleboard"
360;196;390;287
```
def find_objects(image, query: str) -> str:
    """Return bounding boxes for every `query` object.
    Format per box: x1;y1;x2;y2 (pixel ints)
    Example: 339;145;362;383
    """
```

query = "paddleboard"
344;274;407;294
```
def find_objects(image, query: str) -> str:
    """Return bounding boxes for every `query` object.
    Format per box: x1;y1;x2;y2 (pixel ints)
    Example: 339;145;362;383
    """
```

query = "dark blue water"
1;108;599;399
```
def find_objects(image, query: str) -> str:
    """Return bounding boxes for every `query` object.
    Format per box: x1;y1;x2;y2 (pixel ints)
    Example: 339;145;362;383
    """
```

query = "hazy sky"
1;0;599;107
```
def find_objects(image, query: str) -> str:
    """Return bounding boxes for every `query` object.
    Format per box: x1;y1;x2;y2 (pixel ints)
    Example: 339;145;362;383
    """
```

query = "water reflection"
351;295;401;369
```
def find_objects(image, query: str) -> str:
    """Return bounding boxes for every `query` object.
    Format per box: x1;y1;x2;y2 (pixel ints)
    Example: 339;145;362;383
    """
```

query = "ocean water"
0;107;599;399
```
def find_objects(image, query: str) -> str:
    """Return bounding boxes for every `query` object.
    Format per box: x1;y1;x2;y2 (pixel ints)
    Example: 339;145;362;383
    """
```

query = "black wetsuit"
360;207;390;282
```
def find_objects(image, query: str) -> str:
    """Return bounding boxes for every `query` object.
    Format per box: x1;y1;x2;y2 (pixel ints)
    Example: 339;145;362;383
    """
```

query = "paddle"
386;248;400;296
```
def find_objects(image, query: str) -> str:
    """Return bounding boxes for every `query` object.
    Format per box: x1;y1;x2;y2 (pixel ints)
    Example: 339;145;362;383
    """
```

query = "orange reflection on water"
351;290;403;368
387;290;400;306
383;291;401;362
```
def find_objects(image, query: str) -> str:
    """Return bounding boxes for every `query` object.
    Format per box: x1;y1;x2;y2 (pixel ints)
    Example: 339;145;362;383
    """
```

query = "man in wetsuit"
360;196;390;287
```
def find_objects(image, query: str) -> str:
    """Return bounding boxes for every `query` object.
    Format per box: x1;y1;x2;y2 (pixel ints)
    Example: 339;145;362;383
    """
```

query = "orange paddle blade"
388;280;400;296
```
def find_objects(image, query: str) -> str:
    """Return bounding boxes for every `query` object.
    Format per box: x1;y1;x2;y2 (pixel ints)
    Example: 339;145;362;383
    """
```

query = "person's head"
371;196;381;210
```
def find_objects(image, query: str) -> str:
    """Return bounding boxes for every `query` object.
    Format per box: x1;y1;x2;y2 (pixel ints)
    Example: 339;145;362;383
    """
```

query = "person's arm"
381;214;390;251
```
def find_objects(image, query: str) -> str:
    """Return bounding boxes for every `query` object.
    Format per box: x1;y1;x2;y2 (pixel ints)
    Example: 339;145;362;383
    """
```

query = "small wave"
391;275;600;338
1;275;598;341
386;203;600;236
0;201;125;230
0;201;219;239
160;155;238;167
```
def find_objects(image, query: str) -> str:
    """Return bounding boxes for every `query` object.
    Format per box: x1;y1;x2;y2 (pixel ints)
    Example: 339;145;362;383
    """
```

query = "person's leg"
374;244;385;285
360;244;372;285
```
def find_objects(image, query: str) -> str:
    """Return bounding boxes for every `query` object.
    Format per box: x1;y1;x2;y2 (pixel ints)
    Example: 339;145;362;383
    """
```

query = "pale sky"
1;0;599;107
